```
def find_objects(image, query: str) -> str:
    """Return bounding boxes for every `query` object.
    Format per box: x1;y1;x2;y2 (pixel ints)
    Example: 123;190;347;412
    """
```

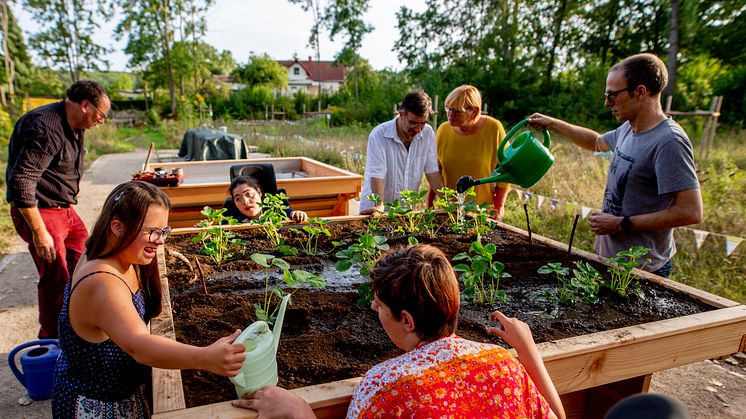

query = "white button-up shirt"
360;116;439;210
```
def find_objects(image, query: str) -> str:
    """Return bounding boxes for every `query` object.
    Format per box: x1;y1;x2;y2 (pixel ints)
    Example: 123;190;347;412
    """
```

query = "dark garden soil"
163;217;715;408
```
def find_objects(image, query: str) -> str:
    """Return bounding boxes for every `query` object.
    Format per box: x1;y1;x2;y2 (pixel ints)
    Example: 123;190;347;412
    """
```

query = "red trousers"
11;207;88;338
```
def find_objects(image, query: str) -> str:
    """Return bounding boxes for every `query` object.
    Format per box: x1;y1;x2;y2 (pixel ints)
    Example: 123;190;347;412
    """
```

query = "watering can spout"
272;295;291;357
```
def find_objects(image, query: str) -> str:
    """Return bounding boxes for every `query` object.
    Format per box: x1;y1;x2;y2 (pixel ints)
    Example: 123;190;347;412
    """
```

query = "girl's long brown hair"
85;181;170;321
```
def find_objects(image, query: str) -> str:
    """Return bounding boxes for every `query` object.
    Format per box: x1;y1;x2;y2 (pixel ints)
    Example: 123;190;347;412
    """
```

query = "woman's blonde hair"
444;85;482;120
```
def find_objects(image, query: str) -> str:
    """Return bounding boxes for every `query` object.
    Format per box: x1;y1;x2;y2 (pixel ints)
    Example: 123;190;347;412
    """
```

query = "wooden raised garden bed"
150;216;746;419
144;158;363;227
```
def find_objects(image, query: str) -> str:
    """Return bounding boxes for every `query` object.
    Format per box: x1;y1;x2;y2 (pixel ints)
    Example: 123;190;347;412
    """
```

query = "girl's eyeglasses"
146;226;172;242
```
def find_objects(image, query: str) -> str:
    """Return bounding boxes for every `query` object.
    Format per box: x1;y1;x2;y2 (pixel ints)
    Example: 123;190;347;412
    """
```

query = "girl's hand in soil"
486;310;537;355
232;385;316;418
203;329;246;376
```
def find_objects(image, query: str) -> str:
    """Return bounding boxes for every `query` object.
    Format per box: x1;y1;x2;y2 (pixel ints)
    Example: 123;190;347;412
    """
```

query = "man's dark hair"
66;80;108;107
611;53;668;96
399;90;432;117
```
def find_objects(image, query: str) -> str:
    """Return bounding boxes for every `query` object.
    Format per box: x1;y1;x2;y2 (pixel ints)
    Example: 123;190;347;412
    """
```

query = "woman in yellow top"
433;85;511;220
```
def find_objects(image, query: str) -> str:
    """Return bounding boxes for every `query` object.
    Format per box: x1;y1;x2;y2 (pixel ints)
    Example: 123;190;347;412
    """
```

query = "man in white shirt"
359;91;445;214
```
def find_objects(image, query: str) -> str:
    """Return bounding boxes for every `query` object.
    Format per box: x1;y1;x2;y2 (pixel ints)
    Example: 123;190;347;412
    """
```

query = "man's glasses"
604;87;631;101
87;100;109;123
145;226;172;242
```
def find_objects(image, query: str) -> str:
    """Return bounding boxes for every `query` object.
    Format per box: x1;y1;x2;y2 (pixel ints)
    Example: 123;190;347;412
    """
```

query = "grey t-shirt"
597;118;699;271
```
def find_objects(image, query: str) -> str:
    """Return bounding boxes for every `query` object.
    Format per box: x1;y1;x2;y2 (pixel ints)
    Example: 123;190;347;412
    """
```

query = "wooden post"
271;104;275;121
433;94;439;129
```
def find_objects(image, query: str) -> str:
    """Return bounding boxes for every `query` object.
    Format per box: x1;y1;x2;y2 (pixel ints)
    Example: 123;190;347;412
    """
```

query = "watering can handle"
497;119;551;163
7;339;60;384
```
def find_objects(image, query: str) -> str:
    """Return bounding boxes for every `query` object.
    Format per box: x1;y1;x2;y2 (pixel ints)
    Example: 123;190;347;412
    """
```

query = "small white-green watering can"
229;295;290;397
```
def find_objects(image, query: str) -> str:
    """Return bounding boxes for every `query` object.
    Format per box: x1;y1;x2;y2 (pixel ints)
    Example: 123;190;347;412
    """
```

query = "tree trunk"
545;0;569;85
664;0;680;99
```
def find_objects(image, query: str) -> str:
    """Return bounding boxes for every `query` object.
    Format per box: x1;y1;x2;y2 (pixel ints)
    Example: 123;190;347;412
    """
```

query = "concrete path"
1;150;744;418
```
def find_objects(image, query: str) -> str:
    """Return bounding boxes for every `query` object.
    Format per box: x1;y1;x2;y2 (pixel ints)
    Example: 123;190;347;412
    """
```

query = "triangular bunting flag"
536;195;545;208
725;236;744;256
550;198;559;211
581;206;592;219
691;229;709;250
566;203;575;214
513;188;522;199
523;192;532;203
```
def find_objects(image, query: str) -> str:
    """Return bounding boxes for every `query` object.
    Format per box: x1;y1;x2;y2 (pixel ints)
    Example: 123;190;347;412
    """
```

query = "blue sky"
16;0;425;72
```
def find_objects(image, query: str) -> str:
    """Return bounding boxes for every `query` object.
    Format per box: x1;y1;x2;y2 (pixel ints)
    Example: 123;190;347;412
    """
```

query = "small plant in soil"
453;241;511;305
293;217;332;255
570;261;601;304
604;246;651;299
462;200;496;243
250;253;326;325
274;238;298;256
335;234;390;276
254;192;291;247
434;186;471;234
335;234;390;306
537;262;576;307
192;207;248;265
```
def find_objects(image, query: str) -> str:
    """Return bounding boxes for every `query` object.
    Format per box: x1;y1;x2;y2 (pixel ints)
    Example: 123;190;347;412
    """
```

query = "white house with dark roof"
277;57;346;96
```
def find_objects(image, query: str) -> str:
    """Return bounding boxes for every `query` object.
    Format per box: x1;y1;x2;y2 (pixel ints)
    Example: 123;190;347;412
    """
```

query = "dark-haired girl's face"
232;184;262;219
121;205;169;265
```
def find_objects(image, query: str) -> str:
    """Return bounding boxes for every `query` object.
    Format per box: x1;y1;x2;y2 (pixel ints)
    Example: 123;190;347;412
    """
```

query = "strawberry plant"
604;246;651;298
192;206;248;265
453;241;511;305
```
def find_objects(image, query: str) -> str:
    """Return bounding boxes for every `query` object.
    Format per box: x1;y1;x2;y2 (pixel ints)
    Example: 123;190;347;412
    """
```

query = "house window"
293;68;300;75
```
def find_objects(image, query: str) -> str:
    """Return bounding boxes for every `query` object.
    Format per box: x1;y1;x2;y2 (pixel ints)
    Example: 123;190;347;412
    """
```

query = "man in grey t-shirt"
527;53;703;277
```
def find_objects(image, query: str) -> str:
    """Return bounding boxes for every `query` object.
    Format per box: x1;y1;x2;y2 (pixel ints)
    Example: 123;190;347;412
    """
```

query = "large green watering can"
229;295;290;397
456;119;554;192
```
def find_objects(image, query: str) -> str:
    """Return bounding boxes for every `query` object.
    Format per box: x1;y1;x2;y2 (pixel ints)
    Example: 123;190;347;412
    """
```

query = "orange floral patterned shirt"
346;336;551;418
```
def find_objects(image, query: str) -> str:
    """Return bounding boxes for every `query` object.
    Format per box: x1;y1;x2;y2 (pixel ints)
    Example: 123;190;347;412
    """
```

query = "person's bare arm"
17;207;56;262
528;113;608;152
359;178;385;215
487;310;565;419
589;188;703;235
425;171;445;196
492;186;510;221
83;277;245;375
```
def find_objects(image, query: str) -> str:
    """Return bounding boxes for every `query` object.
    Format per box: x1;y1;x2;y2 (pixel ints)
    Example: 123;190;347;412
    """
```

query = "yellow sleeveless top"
436;116;509;205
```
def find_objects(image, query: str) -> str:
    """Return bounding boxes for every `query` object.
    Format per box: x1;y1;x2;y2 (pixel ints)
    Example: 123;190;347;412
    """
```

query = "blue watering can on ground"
8;339;61;400
456;118;554;192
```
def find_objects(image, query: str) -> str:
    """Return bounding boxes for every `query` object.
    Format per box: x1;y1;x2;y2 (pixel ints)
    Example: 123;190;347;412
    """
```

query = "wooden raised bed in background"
145;158;363;227
151;218;746;419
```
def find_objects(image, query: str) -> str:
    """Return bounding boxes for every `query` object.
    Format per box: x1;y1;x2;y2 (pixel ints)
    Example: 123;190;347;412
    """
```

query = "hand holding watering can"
456;118;554;193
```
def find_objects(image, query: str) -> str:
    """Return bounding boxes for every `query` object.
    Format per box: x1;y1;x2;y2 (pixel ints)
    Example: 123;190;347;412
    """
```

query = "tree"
1;1;33;101
24;0;112;82
233;53;288;90
323;0;373;102
116;0;214;115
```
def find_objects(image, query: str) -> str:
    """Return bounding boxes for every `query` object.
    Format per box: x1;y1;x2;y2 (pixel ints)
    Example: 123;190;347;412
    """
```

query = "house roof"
278;58;345;82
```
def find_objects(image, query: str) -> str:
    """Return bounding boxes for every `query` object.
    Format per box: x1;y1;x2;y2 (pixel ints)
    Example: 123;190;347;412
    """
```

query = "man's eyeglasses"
87;100;109;123
604;87;631;101
145;226;172;242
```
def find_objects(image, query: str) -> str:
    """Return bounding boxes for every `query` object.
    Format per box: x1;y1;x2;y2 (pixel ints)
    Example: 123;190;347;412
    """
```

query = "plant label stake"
568;214;580;254
229;295;291;397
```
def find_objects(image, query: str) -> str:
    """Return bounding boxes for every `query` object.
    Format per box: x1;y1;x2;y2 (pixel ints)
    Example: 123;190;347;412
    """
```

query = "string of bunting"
511;188;745;256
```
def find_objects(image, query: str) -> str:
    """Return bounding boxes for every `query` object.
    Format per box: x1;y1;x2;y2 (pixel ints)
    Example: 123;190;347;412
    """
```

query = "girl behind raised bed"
224;175;308;223
52;181;246;418
233;244;565;419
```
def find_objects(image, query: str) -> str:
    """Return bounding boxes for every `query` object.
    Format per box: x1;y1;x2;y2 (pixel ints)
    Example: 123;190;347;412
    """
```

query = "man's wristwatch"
620;215;632;231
